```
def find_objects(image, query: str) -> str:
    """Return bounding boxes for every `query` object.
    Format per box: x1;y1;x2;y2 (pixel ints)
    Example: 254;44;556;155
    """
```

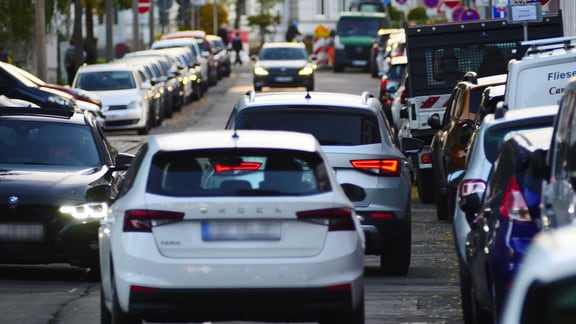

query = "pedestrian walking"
285;20;302;42
64;40;86;85
232;32;243;65
217;23;229;47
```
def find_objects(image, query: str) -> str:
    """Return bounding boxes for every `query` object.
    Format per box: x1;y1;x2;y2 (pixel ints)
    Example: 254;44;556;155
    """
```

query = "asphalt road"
0;63;464;324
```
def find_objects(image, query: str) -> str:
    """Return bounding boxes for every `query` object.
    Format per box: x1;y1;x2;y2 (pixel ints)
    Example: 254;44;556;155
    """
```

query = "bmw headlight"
298;65;315;76
60;202;108;220
254;66;269;76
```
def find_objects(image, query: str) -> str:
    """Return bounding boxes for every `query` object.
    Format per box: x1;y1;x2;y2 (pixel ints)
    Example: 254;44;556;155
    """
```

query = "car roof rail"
0;107;75;118
245;89;256;102
494;101;507;119
522;36;576;56
461;71;478;84
361;91;375;104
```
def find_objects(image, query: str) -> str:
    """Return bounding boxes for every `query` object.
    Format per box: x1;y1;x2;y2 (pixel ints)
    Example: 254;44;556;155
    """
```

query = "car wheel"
100;285;112;324
435;186;449;220
254;86;262;92
333;64;344;72
380;222;411;276
459;265;474;324
417;169;435;204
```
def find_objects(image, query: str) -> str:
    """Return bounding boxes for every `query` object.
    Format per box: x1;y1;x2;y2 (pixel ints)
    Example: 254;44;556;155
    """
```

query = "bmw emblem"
8;195;19;206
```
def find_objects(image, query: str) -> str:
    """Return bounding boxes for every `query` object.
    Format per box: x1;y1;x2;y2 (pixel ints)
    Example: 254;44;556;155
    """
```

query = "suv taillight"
123;209;185;232
499;176;532;222
350;159;400;176
297;208;355;231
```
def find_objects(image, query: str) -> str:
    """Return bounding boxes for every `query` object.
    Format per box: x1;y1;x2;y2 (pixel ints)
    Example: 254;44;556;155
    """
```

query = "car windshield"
259;48;307;60
234;108;382;146
0;120;101;167
337;18;385;36
75;71;136;91
146;149;331;197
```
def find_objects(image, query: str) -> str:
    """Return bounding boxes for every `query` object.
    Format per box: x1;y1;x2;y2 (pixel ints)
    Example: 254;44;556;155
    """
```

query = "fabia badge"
8;195;19;208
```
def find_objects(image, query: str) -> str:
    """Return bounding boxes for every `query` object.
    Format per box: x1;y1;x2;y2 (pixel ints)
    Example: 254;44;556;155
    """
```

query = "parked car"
207;34;231;78
1;61;105;124
379;54;406;124
99;130;365;324
501;225;576;324
473;83;506;129
0;107;133;274
428;72;507;221
537;77;576;228
464;123;554;322
226;90;423;275
449;105;558;324
251;42;316;92
0;61;76;111
149;40;208;97
160;30;219;86
72;62;155;135
370;28;404;78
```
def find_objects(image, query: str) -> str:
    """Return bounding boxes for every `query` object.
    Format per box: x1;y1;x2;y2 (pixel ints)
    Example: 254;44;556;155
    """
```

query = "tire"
254;86;262;92
101;285;112;324
417;168;435;204
380;221;411;276
459;266;474;324
435;185;449;220
333;64;344;72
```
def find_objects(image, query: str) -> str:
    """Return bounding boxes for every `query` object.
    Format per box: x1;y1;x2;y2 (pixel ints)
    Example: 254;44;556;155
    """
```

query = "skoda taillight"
297;208;355;231
123;209;185;232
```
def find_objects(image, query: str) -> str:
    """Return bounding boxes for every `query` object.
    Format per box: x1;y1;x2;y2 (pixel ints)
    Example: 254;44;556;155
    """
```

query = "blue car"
464;125;553;323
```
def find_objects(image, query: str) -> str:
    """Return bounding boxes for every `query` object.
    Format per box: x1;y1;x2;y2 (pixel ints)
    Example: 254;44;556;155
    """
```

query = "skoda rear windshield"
234;108;383;146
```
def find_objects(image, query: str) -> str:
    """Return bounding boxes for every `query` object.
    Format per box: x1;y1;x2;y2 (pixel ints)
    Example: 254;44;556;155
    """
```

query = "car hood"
0;166;110;205
89;89;141;105
257;60;310;69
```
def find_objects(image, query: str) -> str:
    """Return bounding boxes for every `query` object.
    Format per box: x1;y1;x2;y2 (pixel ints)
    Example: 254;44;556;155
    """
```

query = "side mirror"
427;113;442;129
340;183;366;202
401;137;424;155
111;152;135;172
250;55;258;62
399;106;409;119
447;169;466;190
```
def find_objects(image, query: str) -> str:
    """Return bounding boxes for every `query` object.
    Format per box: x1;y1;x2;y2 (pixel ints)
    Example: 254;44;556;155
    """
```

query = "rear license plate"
274;76;293;82
202;220;281;241
0;223;45;241
351;60;367;66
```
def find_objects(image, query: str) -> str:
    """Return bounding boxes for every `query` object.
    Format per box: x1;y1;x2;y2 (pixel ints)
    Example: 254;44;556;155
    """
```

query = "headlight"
60;202;108;220
254;66;269;76
127;101;139;109
298;65;315;76
48;95;73;107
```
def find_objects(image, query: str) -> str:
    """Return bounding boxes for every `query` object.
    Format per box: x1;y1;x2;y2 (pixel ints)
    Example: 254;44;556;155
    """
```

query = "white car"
500;225;576;324
99;130;366;324
73;62;154;135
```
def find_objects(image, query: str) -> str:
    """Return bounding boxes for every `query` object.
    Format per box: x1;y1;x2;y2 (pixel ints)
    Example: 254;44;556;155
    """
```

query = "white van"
504;36;576;110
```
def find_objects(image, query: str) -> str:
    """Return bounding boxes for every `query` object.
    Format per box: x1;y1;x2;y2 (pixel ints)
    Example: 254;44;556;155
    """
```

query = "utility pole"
35;0;46;80
132;0;140;51
213;0;218;35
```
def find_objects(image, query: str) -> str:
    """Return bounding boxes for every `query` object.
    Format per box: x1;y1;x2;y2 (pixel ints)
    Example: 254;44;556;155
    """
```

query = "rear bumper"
129;286;360;322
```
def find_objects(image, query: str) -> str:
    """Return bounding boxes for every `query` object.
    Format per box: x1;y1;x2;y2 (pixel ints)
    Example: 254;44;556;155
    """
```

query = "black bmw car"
0;107;133;272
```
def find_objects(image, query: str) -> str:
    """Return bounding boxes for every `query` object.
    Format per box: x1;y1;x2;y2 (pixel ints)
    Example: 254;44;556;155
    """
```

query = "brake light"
350;159;400;176
215;162;262;172
459;179;486;198
499;176;532;222
420;153;431;165
421;96;440;109
131;285;159;292
123;209;185;232
400;88;406;105
296;208;355;231
380;78;391;89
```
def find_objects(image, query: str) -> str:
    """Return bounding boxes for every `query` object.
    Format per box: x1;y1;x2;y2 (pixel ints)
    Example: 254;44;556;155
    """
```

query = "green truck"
333;11;390;72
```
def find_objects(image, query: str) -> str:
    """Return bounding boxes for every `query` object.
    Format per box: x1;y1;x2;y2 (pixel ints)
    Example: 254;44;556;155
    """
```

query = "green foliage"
246;0;282;44
407;6;429;22
199;3;229;34
389;5;406;27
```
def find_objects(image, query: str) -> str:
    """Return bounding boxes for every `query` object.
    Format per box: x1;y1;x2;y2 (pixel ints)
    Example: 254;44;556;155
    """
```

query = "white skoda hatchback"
99;130;365;324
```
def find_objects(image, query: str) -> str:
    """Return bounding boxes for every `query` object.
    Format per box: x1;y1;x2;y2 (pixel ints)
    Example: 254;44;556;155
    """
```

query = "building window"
316;0;326;16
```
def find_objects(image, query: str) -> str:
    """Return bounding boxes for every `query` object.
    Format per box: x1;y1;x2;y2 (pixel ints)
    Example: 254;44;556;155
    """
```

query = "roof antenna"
305;90;311;100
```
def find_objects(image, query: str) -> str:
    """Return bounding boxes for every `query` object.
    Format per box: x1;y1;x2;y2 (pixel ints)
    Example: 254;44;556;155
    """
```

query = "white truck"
397;13;564;203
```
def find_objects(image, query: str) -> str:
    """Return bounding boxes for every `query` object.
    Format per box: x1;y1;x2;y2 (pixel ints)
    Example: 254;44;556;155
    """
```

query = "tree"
199;2;229;35
246;0;281;44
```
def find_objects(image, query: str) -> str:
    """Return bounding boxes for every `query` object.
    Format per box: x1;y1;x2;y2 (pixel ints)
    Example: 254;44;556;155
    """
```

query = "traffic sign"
424;0;440;8
444;0;460;9
460;8;480;21
138;0;150;14
452;6;465;21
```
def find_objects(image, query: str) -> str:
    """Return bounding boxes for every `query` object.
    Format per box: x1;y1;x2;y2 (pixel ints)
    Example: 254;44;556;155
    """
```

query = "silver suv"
225;90;423;275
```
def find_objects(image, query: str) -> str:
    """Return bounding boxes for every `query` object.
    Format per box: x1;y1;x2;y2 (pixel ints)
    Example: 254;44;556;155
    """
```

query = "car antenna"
305;90;311;100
